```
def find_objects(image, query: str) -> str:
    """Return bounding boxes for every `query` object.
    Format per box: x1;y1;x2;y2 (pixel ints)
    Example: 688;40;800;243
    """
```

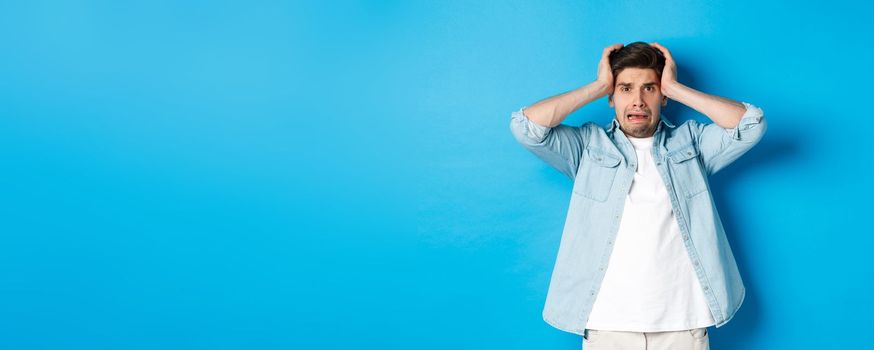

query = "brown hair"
609;42;666;83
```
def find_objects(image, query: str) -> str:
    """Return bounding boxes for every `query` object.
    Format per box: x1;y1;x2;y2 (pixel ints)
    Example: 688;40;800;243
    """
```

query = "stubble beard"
620;122;656;138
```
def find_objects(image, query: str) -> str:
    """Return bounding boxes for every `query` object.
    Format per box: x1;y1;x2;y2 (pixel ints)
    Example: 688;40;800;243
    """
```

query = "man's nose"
632;94;646;107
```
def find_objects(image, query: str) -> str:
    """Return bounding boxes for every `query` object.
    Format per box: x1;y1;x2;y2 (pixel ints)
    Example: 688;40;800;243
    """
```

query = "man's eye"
645;86;654;91
621;87;630;92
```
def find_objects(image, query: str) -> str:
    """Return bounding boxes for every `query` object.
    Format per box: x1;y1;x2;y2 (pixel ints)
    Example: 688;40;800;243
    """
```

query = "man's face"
608;67;666;138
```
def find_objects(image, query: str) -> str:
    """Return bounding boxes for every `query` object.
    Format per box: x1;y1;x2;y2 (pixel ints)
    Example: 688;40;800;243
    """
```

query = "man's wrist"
661;81;683;100
590;79;612;99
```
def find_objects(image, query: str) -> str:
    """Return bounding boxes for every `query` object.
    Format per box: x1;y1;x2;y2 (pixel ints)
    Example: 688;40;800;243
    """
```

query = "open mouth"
626;113;649;123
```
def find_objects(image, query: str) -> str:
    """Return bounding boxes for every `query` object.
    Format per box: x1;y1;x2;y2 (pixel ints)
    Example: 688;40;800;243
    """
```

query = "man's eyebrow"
616;82;659;87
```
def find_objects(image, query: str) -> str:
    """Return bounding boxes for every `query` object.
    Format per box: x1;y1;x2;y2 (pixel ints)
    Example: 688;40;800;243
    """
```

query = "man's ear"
662;96;667;106
608;94;614;107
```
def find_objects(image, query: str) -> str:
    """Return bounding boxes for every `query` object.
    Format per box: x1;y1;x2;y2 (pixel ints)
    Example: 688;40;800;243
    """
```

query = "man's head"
607;42;667;138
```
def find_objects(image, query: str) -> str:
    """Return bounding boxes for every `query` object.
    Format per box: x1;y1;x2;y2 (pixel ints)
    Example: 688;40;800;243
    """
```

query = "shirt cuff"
514;106;550;141
726;102;764;140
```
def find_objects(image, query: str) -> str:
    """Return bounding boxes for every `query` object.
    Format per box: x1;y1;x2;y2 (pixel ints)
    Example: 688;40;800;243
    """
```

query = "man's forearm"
523;80;611;128
662;82;747;129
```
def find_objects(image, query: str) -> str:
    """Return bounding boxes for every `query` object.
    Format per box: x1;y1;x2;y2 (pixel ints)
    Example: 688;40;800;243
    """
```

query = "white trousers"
582;328;710;350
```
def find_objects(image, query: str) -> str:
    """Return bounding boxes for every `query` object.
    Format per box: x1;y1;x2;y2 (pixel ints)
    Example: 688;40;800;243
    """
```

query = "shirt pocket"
667;144;708;198
572;148;621;202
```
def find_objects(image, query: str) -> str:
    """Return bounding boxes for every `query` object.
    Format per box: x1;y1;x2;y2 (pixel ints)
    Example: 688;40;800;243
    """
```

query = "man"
509;42;766;349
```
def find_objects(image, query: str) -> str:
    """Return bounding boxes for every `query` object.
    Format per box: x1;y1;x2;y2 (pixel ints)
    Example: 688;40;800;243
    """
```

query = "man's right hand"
596;43;624;96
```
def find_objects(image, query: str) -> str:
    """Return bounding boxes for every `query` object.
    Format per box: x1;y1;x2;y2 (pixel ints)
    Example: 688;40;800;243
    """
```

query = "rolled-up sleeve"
523;111;549;142
509;106;586;180
509;106;549;142
725;102;765;141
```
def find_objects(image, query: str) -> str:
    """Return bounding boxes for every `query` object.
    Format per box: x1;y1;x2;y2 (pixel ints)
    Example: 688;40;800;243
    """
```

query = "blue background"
1;1;872;349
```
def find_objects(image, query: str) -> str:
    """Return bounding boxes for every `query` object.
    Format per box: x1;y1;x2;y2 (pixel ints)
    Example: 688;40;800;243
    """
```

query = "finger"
649;42;666;55
603;43;624;56
650;42;674;61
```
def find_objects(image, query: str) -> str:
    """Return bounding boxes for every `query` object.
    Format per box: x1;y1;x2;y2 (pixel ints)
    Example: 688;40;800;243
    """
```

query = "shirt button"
683;235;689;240
703;286;709;291
693;261;699;266
607;240;613;245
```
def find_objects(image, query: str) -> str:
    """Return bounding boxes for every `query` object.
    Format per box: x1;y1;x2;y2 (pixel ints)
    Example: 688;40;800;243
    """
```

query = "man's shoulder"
661;119;708;148
579;121;611;133
663;119;702;136
676;118;702;128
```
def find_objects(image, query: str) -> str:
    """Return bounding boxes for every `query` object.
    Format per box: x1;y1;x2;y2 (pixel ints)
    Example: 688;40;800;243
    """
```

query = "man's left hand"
650;42;678;97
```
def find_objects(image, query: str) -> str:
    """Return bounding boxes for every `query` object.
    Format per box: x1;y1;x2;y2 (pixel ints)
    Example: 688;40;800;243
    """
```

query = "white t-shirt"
584;134;716;332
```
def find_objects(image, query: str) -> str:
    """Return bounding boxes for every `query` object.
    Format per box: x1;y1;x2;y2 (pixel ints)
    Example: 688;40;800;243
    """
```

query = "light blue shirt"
509;103;766;335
